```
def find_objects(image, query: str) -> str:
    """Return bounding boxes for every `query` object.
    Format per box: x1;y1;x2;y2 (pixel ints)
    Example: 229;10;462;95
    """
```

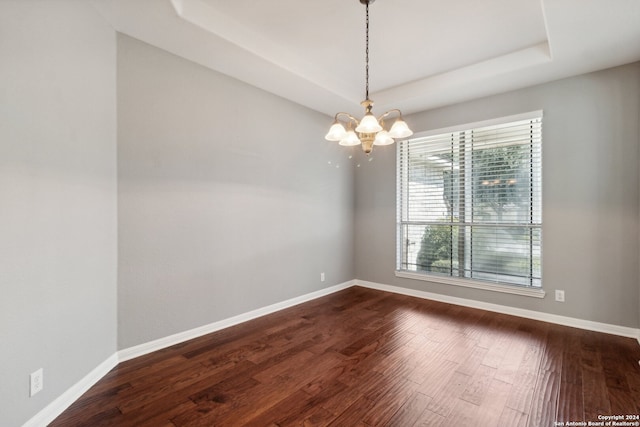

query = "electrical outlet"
30;368;43;397
555;290;565;302
320;272;325;282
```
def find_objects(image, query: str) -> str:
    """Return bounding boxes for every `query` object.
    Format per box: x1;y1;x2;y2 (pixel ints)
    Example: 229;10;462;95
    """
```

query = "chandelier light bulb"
339;130;362;146
325;122;347;141
388;118;414;139
373;130;394;146
355;113;383;133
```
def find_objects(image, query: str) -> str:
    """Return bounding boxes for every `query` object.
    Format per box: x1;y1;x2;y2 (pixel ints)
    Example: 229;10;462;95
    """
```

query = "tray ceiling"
92;0;640;116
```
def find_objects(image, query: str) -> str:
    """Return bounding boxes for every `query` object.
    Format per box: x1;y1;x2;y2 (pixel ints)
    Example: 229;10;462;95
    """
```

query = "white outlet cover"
30;368;43;397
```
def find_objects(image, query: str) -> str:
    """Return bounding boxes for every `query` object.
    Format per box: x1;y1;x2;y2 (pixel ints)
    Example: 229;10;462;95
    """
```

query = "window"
397;112;542;293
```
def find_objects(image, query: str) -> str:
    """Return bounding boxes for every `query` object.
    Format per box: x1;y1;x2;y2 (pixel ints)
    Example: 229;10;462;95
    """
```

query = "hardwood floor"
51;287;640;426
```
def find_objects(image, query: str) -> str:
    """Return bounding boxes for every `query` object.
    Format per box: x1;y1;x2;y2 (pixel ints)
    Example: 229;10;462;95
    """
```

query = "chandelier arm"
335;112;360;124
377;109;403;121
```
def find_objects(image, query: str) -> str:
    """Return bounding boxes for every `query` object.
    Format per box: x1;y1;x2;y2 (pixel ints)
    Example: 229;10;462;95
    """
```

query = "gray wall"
2;3;638;424
355;62;640;329
0;2;117;426
117;35;355;349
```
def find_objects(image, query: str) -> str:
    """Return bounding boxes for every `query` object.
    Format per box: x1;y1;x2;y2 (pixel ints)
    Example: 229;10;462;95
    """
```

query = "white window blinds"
397;113;542;288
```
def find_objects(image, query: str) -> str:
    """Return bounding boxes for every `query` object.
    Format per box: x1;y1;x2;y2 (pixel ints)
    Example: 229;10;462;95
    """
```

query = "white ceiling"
91;0;640;117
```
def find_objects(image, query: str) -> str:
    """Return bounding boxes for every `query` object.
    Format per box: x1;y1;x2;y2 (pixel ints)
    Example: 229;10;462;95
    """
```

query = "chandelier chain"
324;0;413;154
365;0;369;101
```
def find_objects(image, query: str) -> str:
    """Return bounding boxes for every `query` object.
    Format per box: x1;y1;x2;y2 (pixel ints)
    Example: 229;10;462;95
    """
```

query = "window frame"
396;111;545;298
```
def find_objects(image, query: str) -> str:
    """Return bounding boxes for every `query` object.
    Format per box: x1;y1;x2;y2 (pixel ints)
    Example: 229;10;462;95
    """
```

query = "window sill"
394;270;546;299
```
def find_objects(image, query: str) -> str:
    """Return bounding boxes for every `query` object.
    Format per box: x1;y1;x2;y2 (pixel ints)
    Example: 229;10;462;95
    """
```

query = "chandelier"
325;0;413;154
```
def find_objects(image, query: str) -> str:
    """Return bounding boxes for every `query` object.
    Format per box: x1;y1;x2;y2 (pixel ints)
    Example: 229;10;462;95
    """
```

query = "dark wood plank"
269;380;348;426
425;371;471;417
529;325;564;427
497;407;528;427
481;316;519;369
494;331;530;384
386;391;432;427
327;395;377;426
361;379;419;426
50;286;640;427
505;324;548;415
474;378;513;426
557;378;585;422
443;398;479;427
455;344;489;377
582;369;612;421
460;364;496;406
122;400;196;427
319;370;386;417
416;358;460;397
527;367;561;427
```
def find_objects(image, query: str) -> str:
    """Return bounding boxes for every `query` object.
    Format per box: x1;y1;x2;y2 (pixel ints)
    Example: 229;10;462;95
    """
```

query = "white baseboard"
355;279;640;342
23;353;119;427
24;278;639;427
23;282;353;427
117;280;355;362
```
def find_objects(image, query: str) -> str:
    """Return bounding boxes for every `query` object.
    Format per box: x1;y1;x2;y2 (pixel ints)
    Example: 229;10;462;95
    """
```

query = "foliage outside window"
397;113;542;288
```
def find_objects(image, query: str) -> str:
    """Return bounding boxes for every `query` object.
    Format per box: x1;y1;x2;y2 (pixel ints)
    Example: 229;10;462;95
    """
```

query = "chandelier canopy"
325;0;413;154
